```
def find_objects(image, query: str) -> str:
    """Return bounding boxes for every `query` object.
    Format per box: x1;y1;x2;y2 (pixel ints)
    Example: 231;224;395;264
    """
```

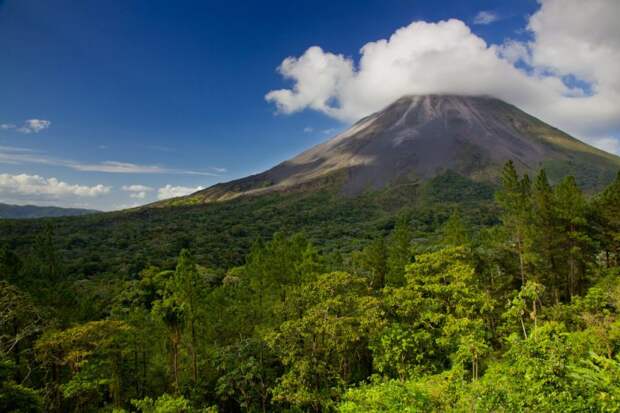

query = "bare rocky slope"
170;95;620;205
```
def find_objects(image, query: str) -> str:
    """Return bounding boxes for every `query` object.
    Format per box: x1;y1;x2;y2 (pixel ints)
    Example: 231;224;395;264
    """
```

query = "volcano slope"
171;94;620;205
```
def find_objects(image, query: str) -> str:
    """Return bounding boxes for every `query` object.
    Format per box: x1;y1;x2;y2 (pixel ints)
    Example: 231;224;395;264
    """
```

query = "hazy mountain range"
0;203;98;219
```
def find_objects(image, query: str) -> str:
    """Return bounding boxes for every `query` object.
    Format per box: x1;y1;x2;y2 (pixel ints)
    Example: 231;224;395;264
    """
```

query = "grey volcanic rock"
191;95;620;203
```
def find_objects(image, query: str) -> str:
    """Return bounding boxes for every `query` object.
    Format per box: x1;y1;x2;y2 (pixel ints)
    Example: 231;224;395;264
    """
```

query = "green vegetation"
1;164;619;412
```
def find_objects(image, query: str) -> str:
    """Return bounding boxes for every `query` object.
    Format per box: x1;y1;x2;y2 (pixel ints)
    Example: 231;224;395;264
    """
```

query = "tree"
150;268;185;394
440;210;470;247
353;238;388;290
380;247;490;379
173;249;201;384
495;161;532;286
530;169;561;301
35;320;131;411
473;322;584;412
0;282;43;384
214;337;279;412
0;356;42;413
503;281;545;339
0;246;21;284
593;172;620;266
554;176;593;298
387;217;413;287
266;272;383;412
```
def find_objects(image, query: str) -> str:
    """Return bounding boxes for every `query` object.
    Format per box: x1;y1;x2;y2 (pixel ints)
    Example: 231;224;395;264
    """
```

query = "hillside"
0;202;98;219
170;95;620;205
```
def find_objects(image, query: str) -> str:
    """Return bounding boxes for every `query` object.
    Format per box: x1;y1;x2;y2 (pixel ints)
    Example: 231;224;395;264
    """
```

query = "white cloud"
122;184;154;199
266;46;354;118
266;0;620;154
0;173;110;199
17;119;51;134
473;11;499;25
122;184;154;192
303;127;314;133
1;124;16;130
157;184;204;200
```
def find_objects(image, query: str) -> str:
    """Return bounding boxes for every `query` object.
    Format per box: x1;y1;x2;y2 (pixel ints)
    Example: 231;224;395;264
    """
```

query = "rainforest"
1;162;620;412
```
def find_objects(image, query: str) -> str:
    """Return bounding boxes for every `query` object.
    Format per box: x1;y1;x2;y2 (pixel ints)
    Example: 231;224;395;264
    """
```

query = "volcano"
181;95;620;204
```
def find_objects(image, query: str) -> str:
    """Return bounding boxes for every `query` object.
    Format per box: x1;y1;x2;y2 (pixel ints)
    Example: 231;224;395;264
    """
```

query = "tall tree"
495;161;532;286
150;268;184;393
387;216;413;287
441;210;470;247
530;169;560;301
554;176;592;298
173;249;201;384
593;172;620;267
353;237;388;290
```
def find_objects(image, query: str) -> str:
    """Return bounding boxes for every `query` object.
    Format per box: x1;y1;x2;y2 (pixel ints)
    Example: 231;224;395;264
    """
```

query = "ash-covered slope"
186;95;620;203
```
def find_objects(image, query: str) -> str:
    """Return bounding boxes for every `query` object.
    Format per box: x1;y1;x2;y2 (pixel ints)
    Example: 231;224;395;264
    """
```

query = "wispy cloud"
0;146;222;176
19;119;51;134
473;11;499;25
303;127;314;133
1;119;52;133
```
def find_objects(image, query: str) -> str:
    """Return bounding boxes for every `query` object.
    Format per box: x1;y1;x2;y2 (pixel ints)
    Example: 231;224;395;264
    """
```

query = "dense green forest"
1;161;620;412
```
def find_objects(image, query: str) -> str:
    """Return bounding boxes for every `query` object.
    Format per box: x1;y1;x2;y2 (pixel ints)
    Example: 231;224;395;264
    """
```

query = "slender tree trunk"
171;324;181;393
190;317;198;383
520;316;528;339
517;236;526;287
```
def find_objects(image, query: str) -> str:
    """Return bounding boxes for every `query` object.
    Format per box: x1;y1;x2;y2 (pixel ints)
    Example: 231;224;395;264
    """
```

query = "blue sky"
1;0;618;210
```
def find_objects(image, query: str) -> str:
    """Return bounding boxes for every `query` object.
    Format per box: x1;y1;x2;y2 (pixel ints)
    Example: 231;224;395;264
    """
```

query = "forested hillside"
1;162;620;412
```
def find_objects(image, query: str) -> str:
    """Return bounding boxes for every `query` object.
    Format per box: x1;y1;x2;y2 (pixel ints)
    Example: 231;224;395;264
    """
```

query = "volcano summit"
176;95;620;204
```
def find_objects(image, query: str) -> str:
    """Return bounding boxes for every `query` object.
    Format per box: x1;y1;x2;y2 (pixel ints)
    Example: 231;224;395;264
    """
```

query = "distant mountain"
0;203;99;219
169;95;620;205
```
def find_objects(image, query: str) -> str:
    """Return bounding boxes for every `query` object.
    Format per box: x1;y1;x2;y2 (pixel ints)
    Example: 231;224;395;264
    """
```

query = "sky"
0;0;618;210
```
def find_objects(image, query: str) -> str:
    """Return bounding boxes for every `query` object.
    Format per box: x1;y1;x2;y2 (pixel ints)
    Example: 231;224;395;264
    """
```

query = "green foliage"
35;320;131;411
0;163;619;411
570;352;620;411
338;378;433;412
131;393;216;413
214;338;278;412
0;357;43;413
266;271;384;411
385;216;413;287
